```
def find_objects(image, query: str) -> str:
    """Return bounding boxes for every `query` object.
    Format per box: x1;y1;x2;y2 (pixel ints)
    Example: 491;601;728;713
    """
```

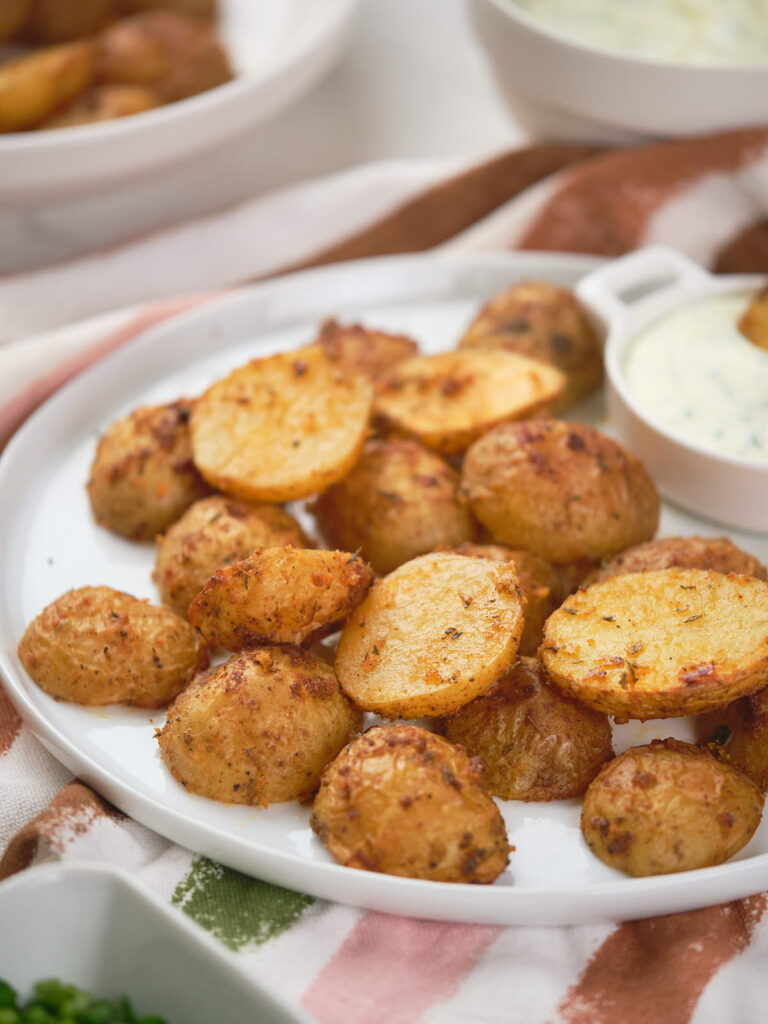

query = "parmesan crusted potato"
154;495;308;617
189;546;374;649
437;658;613;800
459;280;603;412
0;0;31;42
541;569;768;719
18;586;207;707
190;345;374;502
335;552;524;718
586;535;767;586
581;739;764;876
315;318;419;381
374;349;565;455
42;83;157;127
313;439;476;575
158;646;362;806
25;0;114;42
0;40;95;133
311;724;509;882
738;286;768;352
461;420;660;564
88;399;211;541
696;687;768;792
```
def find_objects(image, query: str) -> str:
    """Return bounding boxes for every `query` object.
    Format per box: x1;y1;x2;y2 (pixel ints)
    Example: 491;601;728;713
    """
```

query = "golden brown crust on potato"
41;83;157;127
586;535;767;586
88;399;211;541
25;0;114;43
18;586;207;707
189;546;374;649
190;345;374;502
738;286;768;352
437;657;613;800
459;280;603;412
581;738;764;876
374;350;565;455
541;569;768;719
314;439;476;575
310;723;509;882
154;494;308;618
461;420;660;564
158;646;362;806
315;318;419;381
0;40;95;133
335;552;524;718
696;687;768;792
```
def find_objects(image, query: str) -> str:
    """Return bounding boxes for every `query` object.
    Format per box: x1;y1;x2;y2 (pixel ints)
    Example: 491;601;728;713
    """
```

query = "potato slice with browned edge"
541;569;768;719
315;318;418;381
374;349;565;455
585;535;767;586
0;40;94;133
190;345;374;502
189;546;374;649
335;552;524;718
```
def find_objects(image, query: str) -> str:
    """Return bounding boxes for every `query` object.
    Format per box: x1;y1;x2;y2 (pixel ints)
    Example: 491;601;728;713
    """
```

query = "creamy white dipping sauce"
623;293;768;462
513;0;768;66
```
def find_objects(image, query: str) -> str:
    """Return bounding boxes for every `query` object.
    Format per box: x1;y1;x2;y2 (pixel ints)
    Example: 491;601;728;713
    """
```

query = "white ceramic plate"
2;251;768;927
1;0;359;201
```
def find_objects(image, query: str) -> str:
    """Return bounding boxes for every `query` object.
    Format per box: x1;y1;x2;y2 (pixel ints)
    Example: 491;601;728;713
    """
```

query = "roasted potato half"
25;0;114;43
0;40;95;133
581;739;764;876
41;83;157;128
315;318;418;381
154;494;308;617
313;438;476;575
0;0;31;42
311;724;509;883
190;345;374;502
189;546;374;649
335;552;524;718
738;286;768;352
696;687;768;792
88;399;211;541
374;349;565;455
18;586;207;707
461;420;660;564
437;658;613;801
158;646;362;806
586;535;767;586
541;569;768;719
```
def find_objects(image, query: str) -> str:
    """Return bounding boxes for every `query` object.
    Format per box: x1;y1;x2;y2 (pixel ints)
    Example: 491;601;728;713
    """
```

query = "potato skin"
581;739;764;876
586;535;767;586
696;687;768;792
461;420;660;564
311;724;509;883
189;546;374;649
0;41;95;133
158;646;362;806
88;399;211;541
154;494;308;617
25;0;114;43
41;83;157;128
18;586;207;708
314;439;476;575
315;319;418;381
437;658;613;800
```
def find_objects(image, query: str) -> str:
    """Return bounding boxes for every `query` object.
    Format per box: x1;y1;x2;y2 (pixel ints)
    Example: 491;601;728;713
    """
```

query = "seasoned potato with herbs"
311;724;509;883
437;658;613;801
738;286;768;352
88;399;211;540
18;586;207;707
190;345;373;502
461;420;659;564
0;0;31;42
42;83;157;127
335;552;524;718
315;318;418;381
586;535;767;586
0;40;95;133
581;739;764;876
459;281;603;412
374;349;565;455
25;0;114;43
158;646;362;806
313;439;476;575
541;569;768;720
189;546;374;649
696;688;768;791
154;495;308;617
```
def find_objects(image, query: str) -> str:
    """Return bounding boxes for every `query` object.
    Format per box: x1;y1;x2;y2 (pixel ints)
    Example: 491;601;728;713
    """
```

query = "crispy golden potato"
18;586;207;708
118;0;217;16
88;399;211;541
154;495;308;618
437;658;613;800
581;739;764;876
335;552;524;718
25;0;114;42
313;439;476;575
542;569;768;720
315;318;419;381
0;40;94;133
41;83;157;127
696;687;768;791
158;646;362;806
189;546;374;649
190;345;374;502
459;280;603;412
0;0;31;42
738;286;768;352
311;724;509;882
461;420;660;564
586;535;767;586
374;350;565;455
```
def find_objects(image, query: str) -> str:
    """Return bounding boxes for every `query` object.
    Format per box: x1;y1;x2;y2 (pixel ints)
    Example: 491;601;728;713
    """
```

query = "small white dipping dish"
576;246;768;534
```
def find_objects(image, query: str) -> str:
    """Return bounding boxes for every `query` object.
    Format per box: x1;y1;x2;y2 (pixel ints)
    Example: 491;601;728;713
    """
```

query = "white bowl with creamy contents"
577;246;768;533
